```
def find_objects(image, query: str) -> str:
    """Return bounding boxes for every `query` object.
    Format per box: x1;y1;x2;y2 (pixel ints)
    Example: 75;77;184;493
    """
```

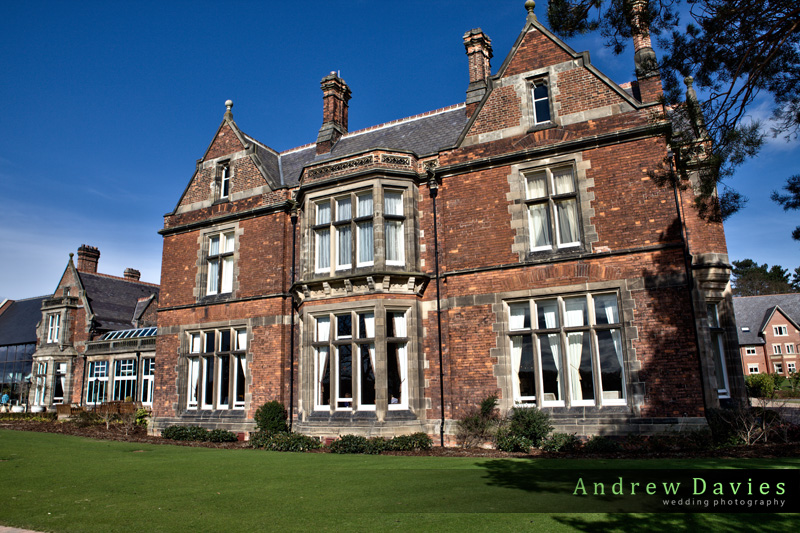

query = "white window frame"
86;360;109;405
774;362;784;374
524;166;581;253
186;327;247;411
773;325;788;336
748;364;760;374
531;79;552;125
384;190;405;266
206;231;235;296
786;343;795;354
112;359;137;401
220;164;231;199
141;357;155;405
47;314;60;344
312;308;408;412
507;292;626;408
773;344;782;355
33;362;47;406
788;362;796;374
744;346;757;356
52;362;67;404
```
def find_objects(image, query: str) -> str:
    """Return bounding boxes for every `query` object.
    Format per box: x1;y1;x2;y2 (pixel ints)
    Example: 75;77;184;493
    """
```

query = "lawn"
0;429;796;532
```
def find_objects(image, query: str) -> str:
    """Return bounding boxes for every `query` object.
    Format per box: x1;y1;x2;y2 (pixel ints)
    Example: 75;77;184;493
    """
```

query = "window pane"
385;220;404;262
235;355;246;405
706;304;719;328
526;173;547;199
316;316;330;342
387;343;405;405
337;314;352;339
218;354;230;407
220;329;231;352
357;193;373;217
536;299;559;329
207;259;219;294
534;97;551;123
387;311;406;337
597;329;624;400
358;312;374;339
556;198;579;245
539;334;562;402
208;235;220;256
593;294;619;324
513;335;536;401
190;333;201;353
357;221;373;264
337;345;352;407
567;332;594;402
318;347;330;406
711;333;728;394
236;329;247;350
509;303;531;330
221;256;233;292
317;201;331;225
316;228;330;270
384;191;403;216
337;225;351;267
336;197;352;221
552;168;575;195
563;297;587;327
360;343;375;406
528;203;552;248
205;331;216;353
223;232;235;253
533;83;548;100
203;357;214;406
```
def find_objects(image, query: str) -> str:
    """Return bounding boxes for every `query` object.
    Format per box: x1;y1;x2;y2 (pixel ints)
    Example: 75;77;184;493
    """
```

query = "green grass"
0;429;797;532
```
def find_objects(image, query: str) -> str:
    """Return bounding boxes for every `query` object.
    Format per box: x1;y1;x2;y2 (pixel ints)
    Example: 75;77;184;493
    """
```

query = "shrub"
162;425;210;441
254;401;288;435
250;432;321;452
495;432;534;452
328;434;376;454
74;410;102;427
506;406;552;447
207;429;238;443
746;373;776;399
541;432;581;453
584;435;622;453
456;395;500;448
134;408;150;427
386;432;433;451
0;412;56;422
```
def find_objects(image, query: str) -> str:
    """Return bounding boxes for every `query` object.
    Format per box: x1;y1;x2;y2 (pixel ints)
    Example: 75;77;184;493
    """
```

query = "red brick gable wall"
504;27;573;76
206;122;245;160
556;67;626;116
468;85;523;136
236;214;290;299
159;232;202;308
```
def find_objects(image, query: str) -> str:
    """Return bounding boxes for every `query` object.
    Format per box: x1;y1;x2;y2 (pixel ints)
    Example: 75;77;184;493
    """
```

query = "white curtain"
363;313;375;338
190;333;201;353
385;220;403;263
221;256;233;293
358;221;373;263
567;332;584;401
316;228;330;269
547;334;562;400
526;174;546;199
207;259;219;294
208;235;220;256
595;295;623;369
553;168;575;194
317;347;329;404
317;316;330;342
223;232;234;253
564;297;586;327
511;336;522;401
385;191;403;215
317;202;331;224
336;197;351;221
557;199;579;244
337;226;351;267
539;300;558;329
188;358;199;405
358;193;372;216
392;312;407;337
367;343;376;375
528;204;551;248
236;330;247;350
509;303;528;330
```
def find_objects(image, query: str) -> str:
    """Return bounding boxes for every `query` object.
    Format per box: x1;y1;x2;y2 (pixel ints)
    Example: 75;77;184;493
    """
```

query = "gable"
462;23;639;147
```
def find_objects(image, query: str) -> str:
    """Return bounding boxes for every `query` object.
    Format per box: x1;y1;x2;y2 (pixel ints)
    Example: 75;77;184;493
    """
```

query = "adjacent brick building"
153;5;744;440
734;294;800;376
28;245;159;409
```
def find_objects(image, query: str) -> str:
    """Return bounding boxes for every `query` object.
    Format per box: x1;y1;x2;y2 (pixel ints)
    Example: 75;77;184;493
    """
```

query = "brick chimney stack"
316;72;351;155
124;268;141;281
463;28;492;117
631;0;662;103
76;245;100;273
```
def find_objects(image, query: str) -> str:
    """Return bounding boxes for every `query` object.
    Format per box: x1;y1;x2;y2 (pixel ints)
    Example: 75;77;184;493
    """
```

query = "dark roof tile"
0;296;48;345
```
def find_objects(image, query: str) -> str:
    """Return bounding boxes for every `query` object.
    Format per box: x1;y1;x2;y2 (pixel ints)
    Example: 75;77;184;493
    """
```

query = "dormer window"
531;80;551;125
47;314;60;343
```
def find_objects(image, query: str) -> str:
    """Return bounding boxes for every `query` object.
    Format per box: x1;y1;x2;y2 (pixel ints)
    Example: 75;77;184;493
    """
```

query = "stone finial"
684;76;708;139
525;0;536;21
224;99;233;120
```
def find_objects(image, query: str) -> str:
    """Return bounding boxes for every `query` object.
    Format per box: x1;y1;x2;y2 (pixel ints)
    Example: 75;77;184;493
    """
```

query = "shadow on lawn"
553;513;794;531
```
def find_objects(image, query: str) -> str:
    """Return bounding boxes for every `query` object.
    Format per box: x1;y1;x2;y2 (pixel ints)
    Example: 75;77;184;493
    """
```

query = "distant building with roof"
29;245;159;409
0;295;49;405
733;294;800;376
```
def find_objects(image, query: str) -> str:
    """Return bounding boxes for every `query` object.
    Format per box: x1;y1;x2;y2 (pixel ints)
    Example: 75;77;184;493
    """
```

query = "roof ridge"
4;295;51;302
279;102;465;155
734;293;800;298
81;271;160;288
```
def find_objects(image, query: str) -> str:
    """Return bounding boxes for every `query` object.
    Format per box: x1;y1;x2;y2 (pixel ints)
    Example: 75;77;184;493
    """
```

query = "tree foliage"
547;0;800;223
771;174;800;240
731;258;798;295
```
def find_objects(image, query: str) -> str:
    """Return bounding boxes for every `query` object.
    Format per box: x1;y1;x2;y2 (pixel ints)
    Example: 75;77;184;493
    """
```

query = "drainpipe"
428;170;446;447
289;202;299;432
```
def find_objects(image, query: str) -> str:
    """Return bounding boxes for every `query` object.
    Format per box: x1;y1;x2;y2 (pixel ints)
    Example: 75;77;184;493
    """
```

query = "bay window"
33;362;47;406
313;308;408;411
187;327;247;410
113;359;137;401
47;314;60;343
507;292;625;407
86;361;108;405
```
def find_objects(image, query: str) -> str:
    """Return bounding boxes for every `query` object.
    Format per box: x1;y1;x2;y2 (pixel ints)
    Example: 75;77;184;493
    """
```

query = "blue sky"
1;0;798;300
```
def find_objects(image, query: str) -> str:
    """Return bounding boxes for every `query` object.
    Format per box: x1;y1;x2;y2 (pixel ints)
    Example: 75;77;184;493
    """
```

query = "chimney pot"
124;268;141;281
316;72;352;155
76;245;100;273
463;29;492;117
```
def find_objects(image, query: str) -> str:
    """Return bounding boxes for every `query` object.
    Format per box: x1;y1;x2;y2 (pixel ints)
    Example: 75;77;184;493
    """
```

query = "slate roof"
733;294;800;345
78;273;159;332
0;296;48;346
248;105;468;189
